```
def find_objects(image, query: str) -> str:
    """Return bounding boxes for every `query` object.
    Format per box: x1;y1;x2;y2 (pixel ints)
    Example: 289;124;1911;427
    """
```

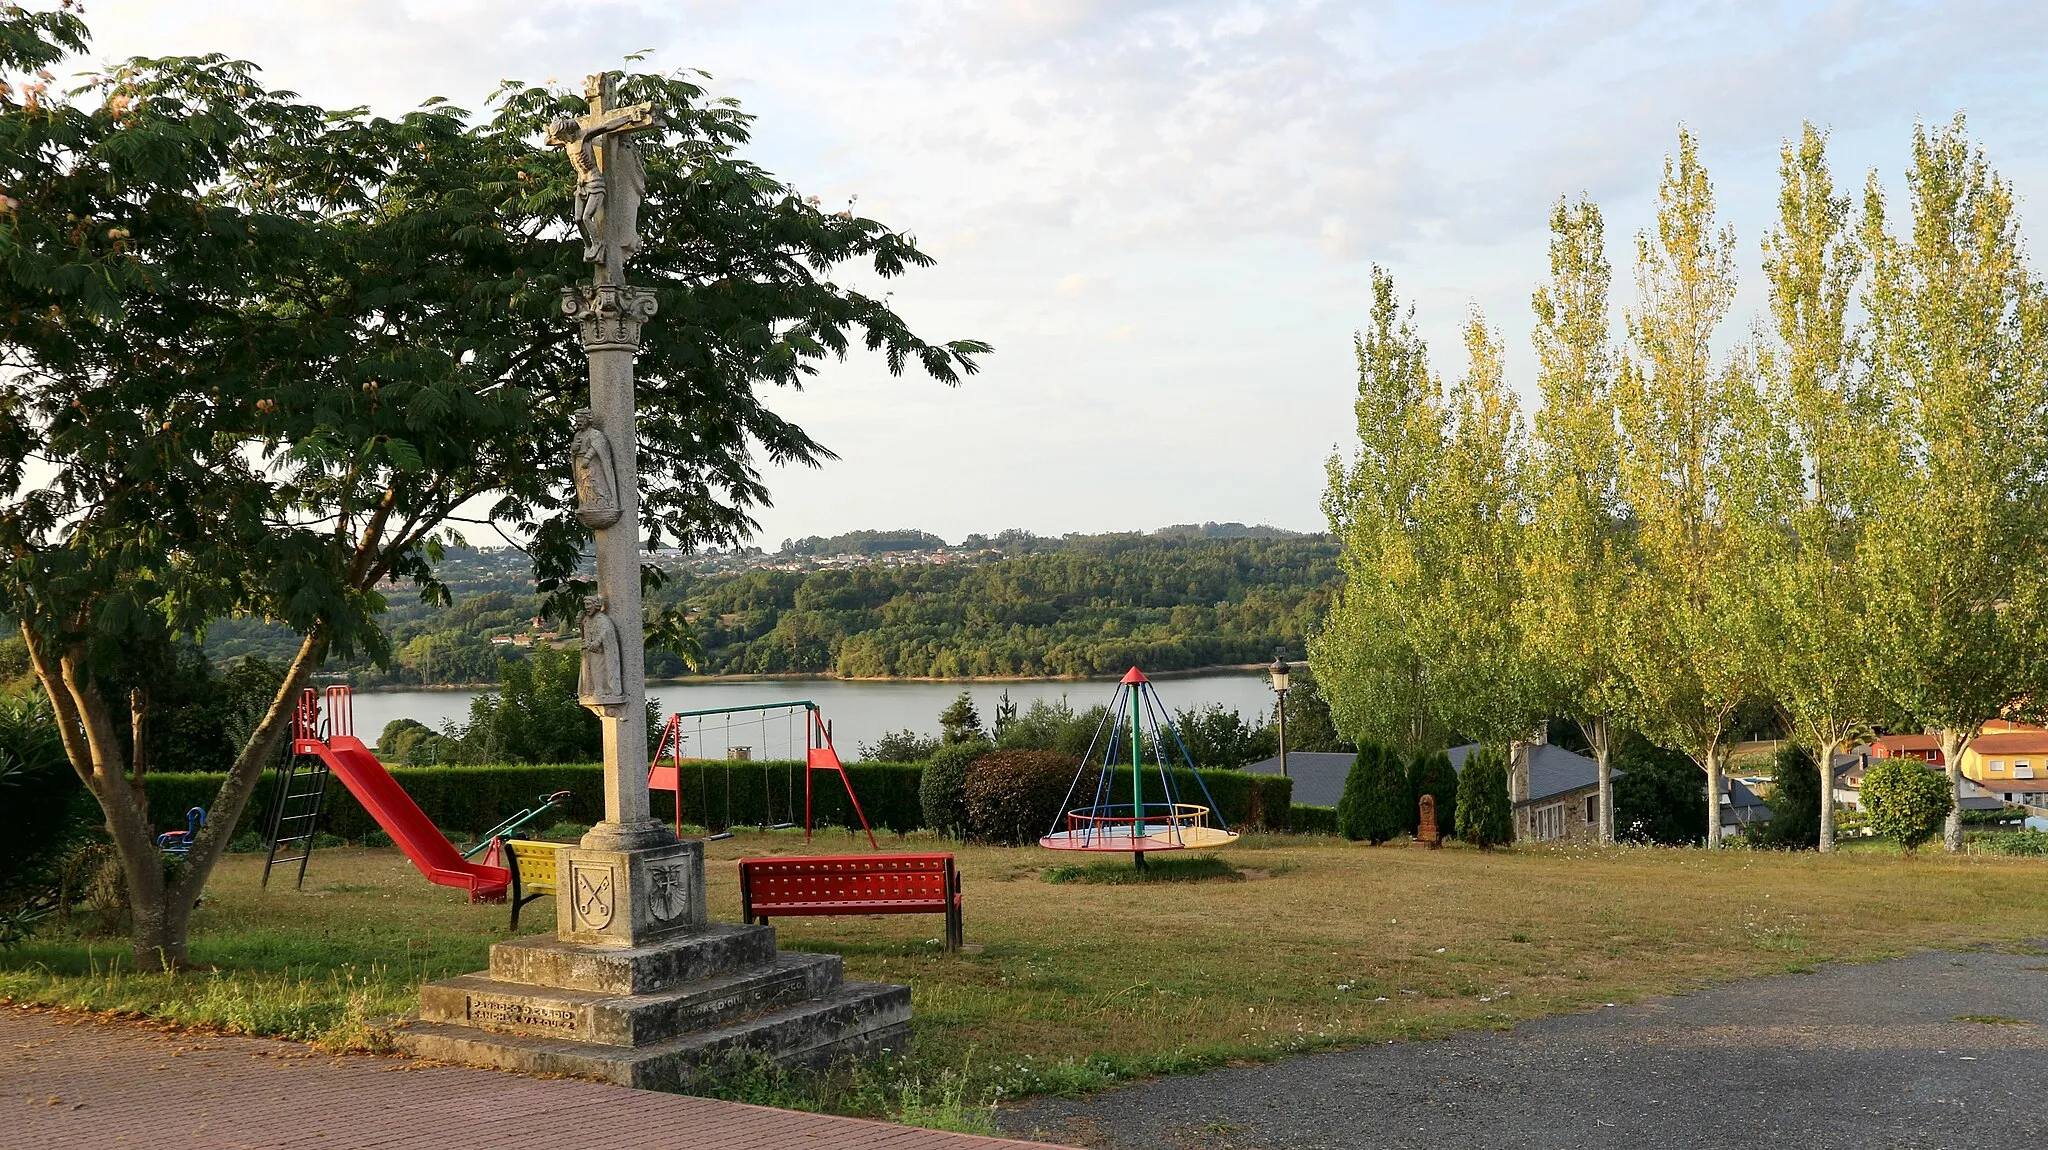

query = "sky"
87;1;2048;546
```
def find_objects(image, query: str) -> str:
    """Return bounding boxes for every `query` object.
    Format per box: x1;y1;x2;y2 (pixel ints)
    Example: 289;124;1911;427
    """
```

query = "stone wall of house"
1516;785;1600;843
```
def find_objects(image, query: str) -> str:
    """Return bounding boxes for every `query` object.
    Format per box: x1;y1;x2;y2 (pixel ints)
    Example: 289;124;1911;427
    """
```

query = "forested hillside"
195;531;1340;685
677;534;1339;677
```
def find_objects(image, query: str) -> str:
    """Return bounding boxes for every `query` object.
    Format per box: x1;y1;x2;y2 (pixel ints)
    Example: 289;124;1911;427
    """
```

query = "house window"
1991;760;2007;773
1533;803;1566;842
2018;763;2036;779
1585;794;1599;825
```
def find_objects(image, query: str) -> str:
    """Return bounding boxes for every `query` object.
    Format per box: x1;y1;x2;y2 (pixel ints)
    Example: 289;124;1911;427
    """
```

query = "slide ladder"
261;743;331;891
290;686;509;901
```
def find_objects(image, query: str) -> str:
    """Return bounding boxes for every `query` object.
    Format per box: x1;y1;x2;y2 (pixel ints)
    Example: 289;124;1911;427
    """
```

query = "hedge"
1290;804;1340;835
142;759;1286;844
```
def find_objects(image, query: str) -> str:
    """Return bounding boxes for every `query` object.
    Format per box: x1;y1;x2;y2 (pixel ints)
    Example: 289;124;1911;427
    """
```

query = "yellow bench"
499;838;562;929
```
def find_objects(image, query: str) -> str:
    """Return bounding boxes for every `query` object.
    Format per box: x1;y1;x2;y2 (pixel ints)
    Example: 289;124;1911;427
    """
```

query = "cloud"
74;0;2048;544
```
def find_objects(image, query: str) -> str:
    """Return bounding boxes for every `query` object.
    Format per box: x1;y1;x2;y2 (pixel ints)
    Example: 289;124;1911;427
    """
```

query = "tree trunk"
1816;737;1838;853
1583;715;1614;845
1938;727;1971;854
23;622;327;973
1702;744;1724;849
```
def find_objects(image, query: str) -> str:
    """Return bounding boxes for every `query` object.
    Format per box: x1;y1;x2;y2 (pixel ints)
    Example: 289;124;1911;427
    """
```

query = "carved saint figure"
569;409;621;528
578;598;624;706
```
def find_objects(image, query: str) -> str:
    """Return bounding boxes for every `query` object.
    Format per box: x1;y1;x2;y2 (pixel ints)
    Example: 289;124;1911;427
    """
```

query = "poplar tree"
1313;267;1449;752
1612;130;1760;849
1860;115;2048;852
1523;196;1630;842
1417;312;1538;748
1756;123;1876;852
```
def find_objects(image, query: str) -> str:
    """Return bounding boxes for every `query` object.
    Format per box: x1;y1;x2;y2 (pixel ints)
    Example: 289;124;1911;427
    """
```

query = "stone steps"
485;921;779;995
399;980;913;1091
419;952;845;1047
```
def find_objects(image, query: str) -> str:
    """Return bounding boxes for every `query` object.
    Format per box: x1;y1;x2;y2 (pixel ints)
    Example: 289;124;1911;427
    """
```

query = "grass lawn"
5;831;2048;1117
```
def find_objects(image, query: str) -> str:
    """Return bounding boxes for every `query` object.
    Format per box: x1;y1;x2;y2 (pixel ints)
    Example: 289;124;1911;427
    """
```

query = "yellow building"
1958;721;2048;814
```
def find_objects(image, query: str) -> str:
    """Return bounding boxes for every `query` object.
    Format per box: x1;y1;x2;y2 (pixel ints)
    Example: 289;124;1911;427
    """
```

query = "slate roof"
1240;752;1355;808
1447;743;1618;806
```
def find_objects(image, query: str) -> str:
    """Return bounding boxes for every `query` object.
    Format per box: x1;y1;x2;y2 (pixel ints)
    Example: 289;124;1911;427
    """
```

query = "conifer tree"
1455;745;1514;848
1337;741;1409;844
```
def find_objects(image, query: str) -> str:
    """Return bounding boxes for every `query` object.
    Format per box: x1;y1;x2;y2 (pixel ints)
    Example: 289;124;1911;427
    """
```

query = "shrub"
1406;749;1459;839
963;750;1089;845
1749;744;1820;849
920;739;993;837
1981;830;2048;857
1612;733;1707;845
1455;746;1514;848
1861;757;1954;852
1291;804;1340;835
1336;742;1408;844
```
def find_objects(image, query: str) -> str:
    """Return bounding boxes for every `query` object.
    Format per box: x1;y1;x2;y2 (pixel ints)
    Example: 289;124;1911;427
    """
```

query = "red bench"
738;854;963;952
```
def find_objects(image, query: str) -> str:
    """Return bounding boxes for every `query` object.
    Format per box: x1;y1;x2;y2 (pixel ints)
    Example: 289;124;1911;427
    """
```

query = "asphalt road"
1001;943;2048;1150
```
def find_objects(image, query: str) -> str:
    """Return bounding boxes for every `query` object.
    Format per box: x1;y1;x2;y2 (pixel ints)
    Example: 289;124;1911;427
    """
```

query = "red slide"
292;687;508;901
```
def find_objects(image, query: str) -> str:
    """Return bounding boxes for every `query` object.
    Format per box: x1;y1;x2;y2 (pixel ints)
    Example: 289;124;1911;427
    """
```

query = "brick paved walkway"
1;1006;1069;1149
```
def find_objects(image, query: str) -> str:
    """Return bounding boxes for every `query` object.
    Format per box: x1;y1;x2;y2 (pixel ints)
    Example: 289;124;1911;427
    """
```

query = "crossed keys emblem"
574;865;616;930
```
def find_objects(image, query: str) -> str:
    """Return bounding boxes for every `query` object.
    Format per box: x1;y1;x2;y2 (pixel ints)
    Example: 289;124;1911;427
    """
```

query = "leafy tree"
858;729;941;763
1314;267;1450;752
1454;745;1514;848
0;13;985;969
1171;702;1274;768
459;644;598;763
1749;743;1822;849
1611;732;1709;844
1612;129;1763;849
1523;195;1632;843
1406;747;1459;839
1336;741;1408;844
1859;115;2048;853
994;697;1114;759
939;691;982;745
1860;757;1955;852
1755;123;1880;853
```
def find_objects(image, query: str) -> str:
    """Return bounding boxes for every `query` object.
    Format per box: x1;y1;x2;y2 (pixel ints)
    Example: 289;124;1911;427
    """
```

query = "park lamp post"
1268;652;1291;779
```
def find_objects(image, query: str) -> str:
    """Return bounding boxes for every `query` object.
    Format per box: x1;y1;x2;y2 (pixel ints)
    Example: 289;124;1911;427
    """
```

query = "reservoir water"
350;672;1281;759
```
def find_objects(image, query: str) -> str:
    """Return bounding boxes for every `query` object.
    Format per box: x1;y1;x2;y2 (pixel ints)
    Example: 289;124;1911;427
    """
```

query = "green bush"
1749;744;1821;849
1406;749;1459;839
1612;733;1707;845
1096;764;1289;832
1861;757;1954;852
1337;743;1407;844
963;750;1089;845
920;740;993;837
1455;745;1514;848
1980;830;2048;856
1290;804;1340;835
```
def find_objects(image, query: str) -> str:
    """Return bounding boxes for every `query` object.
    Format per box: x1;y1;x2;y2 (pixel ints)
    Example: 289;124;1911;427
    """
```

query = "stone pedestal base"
396;844;910;1086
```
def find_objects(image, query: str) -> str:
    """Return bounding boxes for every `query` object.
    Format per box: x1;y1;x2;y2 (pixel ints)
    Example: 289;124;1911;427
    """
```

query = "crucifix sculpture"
552;74;670;856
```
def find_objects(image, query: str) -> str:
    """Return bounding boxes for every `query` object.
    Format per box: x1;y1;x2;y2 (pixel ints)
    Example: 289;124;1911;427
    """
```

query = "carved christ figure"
569;409;621;528
545;75;662;279
578;598;625;706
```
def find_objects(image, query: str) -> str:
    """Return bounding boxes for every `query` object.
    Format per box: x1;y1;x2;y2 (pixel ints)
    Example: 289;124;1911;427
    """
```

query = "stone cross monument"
549;73;693;940
397;75;910;1083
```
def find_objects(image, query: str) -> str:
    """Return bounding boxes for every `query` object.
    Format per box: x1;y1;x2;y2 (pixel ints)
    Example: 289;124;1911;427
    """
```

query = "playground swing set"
648;700;879;850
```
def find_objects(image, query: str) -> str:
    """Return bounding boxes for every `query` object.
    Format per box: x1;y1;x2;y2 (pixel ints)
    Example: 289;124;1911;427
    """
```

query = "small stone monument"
397;74;908;1085
1413;794;1442;849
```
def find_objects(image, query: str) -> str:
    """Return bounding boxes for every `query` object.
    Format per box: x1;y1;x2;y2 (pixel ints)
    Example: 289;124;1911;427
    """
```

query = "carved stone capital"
561;283;658;351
